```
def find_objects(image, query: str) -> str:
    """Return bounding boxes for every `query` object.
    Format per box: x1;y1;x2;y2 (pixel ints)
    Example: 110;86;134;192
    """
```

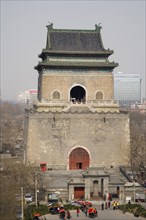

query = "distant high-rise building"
114;73;141;107
18;89;38;104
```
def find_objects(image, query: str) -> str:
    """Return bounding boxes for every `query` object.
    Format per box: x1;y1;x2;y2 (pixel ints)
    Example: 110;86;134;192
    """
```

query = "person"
108;200;111;208
128;200;131;206
59;208;66;220
33;213;41;220
101;202;104;210
84;208;87;216
112;201;116;210
66;210;71;219
76;207;80;217
88;207;94;218
93;208;98;217
116;200;119;209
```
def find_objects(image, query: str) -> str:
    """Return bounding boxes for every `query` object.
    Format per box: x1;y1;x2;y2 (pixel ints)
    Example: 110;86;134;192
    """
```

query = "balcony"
33;99;119;113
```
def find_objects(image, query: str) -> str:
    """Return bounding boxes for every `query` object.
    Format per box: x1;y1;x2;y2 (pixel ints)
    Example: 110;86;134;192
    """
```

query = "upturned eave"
34;61;118;71
38;49;114;58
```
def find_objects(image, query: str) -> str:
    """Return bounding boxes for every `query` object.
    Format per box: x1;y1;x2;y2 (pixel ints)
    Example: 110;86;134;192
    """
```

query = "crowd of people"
35;199;121;219
101;200;120;210
58;200;121;219
58;205;98;219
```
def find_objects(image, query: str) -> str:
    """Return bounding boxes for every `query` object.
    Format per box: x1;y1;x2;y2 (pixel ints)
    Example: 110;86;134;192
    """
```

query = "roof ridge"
46;23;102;33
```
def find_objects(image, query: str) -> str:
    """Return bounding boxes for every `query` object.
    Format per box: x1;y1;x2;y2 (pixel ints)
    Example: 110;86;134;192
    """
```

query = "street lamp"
21;187;24;220
133;182;136;203
34;171;38;207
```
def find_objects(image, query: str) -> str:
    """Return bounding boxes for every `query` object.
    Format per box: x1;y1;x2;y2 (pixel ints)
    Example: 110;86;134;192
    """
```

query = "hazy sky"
1;0;146;101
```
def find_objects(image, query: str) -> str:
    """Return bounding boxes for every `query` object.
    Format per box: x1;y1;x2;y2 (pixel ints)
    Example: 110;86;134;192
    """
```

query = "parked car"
78;200;92;206
70;201;81;207
24;193;33;203
47;202;61;208
50;207;59;214
135;193;145;202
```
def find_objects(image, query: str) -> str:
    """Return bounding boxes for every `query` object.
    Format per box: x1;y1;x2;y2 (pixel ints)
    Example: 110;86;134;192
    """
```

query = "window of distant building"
96;91;103;100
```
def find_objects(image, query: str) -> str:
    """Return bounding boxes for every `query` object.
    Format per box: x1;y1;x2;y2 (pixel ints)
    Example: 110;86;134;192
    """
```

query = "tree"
0;101;46;219
0;101;25;154
120;111;146;185
0;160;36;220
129;111;146;185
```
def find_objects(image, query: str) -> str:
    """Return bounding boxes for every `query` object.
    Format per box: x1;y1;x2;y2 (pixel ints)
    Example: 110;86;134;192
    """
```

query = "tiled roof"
45;23;105;52
47;31;104;51
35;24;118;71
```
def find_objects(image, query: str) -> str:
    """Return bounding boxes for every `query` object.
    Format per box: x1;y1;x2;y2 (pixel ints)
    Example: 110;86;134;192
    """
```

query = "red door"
74;187;84;199
69;147;89;170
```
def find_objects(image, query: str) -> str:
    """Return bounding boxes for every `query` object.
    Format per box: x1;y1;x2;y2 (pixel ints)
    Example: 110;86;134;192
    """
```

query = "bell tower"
34;23;119;113
25;24;130;170
25;24;130;202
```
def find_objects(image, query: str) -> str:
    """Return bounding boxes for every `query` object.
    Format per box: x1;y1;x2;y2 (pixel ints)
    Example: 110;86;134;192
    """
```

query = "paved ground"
41;207;146;220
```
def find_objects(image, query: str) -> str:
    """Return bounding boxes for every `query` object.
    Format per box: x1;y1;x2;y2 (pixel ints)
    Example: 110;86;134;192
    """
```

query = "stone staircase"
63;103;95;113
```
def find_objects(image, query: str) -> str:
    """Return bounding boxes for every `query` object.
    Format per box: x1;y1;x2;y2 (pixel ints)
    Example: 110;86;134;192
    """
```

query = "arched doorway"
70;86;86;103
69;147;89;170
117;186;120;199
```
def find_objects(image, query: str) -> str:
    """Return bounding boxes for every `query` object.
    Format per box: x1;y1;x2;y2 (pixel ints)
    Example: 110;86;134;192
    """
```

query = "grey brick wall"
25;111;130;168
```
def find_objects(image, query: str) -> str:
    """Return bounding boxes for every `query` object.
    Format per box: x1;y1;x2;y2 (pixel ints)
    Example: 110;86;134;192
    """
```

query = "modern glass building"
114;73;141;107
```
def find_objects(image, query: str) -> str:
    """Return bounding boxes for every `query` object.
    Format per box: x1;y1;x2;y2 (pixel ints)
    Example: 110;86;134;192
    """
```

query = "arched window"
96;91;103;100
53;91;60;100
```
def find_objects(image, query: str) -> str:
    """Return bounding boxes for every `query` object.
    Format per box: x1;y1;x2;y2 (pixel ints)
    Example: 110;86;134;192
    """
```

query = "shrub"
24;204;49;220
64;204;78;210
142;210;146;218
119;204;146;218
